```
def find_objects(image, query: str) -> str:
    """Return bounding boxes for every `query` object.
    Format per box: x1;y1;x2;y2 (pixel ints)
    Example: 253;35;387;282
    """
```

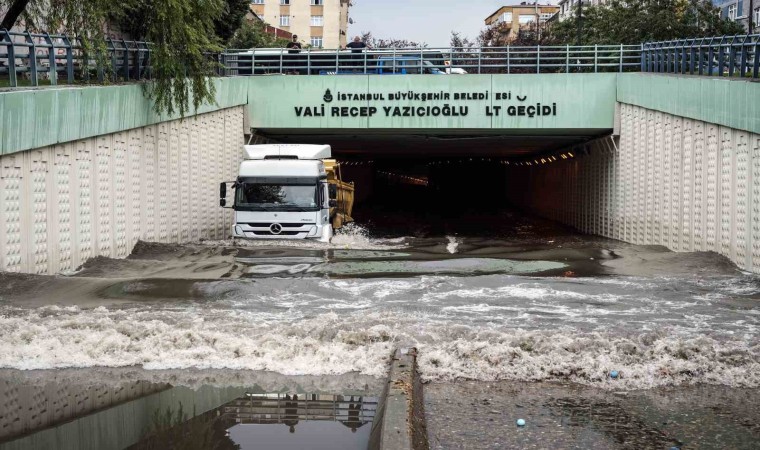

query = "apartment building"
556;0;608;21
485;3;560;41
714;0;759;33
249;0;351;49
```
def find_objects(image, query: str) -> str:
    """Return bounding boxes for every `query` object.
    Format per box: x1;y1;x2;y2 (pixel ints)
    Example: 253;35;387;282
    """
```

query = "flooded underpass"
1;157;760;448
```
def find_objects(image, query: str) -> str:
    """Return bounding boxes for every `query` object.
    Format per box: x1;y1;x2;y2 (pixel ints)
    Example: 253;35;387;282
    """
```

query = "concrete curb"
369;347;429;450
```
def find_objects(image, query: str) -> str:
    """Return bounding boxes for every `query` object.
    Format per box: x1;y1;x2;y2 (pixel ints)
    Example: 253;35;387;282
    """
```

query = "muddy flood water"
1;210;759;449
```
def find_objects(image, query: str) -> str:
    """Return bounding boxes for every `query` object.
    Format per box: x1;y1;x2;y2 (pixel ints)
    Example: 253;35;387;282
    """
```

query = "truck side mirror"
220;182;234;208
328;184;337;199
329;199;338;208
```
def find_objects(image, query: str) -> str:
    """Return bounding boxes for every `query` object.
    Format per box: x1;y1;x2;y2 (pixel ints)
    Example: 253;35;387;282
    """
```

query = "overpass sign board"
247;73;617;132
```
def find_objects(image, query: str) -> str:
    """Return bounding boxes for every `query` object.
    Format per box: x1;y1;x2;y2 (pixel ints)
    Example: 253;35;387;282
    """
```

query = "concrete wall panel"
1;79;249;156
0;107;243;274
617;74;760;135
506;102;760;273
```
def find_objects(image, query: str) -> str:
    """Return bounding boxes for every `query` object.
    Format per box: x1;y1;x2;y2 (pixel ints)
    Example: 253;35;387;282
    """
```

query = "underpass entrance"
253;128;608;238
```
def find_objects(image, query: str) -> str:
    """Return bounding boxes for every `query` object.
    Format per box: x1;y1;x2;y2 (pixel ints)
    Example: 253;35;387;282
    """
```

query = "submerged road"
0;209;759;448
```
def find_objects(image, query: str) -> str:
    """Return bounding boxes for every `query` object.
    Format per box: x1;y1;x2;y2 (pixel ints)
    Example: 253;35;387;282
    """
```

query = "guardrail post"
122;39;131;80
566;44;570;73
707;37;715;76
61;34;74;83
728;35;736;77
689;39;696;74
593;44;598;72
739;35;748;77
24;31;39;86
42;32;57;85
477;48;482;74
507;46;510;74
335;48;339;73
279;47;284;74
536;45;540;73
363;48;367;74
2;29;18;87
753;36;760;78
619;43;623;72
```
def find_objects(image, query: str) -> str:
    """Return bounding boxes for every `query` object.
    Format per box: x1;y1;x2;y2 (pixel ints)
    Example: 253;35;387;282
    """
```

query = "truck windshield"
237;183;318;210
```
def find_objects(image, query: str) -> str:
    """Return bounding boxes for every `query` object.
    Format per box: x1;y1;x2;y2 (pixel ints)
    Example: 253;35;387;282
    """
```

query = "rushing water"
1;220;759;391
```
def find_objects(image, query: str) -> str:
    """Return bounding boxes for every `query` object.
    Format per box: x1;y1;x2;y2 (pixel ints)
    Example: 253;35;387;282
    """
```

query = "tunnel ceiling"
256;128;611;158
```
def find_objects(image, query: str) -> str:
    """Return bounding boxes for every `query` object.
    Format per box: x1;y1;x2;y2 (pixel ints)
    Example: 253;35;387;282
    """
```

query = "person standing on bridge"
345;36;368;69
286;35;303;75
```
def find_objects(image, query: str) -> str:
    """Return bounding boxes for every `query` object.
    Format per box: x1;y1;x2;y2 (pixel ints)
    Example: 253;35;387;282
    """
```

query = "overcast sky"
347;0;556;47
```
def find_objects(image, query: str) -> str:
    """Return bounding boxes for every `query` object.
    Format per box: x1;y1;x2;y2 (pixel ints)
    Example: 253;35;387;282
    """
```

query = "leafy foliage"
360;31;425;49
548;0;745;45
139;0;223;116
1;0;228;117
214;0;251;44
227;19;290;49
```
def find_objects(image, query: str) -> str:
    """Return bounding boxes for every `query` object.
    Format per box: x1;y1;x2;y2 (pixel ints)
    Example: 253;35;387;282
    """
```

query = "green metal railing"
642;34;760;78
2;29;759;88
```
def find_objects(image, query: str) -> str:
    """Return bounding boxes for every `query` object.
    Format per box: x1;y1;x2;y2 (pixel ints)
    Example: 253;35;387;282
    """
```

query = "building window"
518;14;535;24
499;12;513;23
280;0;290;4
727;3;738;20
311;0;324;5
279;15;290;26
311;37;323;47
754;7;760;27
251;0;264;4
310;15;324;26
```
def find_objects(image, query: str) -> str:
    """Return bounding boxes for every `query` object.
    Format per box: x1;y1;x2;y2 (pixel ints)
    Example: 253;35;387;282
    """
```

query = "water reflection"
234;243;572;279
0;369;380;450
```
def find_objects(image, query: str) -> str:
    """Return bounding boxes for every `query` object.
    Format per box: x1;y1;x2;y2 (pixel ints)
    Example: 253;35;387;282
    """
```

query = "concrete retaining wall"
506;103;760;273
0;106;243;274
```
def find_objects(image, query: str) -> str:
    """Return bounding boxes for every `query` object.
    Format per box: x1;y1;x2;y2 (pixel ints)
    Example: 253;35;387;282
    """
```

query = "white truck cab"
220;144;337;241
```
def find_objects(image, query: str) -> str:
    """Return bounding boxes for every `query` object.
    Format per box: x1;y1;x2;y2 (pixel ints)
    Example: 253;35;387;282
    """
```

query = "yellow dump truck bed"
323;159;355;229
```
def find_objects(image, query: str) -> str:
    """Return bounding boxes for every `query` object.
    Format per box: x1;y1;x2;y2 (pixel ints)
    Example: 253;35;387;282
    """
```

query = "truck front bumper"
231;223;323;239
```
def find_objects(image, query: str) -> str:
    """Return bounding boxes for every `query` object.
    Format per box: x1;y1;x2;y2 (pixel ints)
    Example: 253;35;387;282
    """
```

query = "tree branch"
1;0;31;30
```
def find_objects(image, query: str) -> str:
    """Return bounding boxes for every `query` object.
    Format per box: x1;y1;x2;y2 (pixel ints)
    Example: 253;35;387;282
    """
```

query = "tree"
449;31;476;68
1;0;225;117
360;31;425;49
548;0;745;45
214;0;251;44
227;19;290;49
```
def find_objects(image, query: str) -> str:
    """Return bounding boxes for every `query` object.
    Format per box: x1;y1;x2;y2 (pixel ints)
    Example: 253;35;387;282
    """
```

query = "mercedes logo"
270;223;283;235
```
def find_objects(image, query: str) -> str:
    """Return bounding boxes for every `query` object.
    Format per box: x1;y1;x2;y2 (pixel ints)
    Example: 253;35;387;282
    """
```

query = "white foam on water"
1;304;758;390
446;236;459;254
200;224;408;251
423;284;627;303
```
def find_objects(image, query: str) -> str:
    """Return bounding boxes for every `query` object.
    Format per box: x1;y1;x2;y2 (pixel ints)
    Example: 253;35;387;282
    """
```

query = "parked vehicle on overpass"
219;144;354;241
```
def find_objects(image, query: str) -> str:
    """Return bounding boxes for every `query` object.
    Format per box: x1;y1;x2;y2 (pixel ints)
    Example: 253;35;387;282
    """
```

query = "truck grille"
248;223;315;228
251;230;302;236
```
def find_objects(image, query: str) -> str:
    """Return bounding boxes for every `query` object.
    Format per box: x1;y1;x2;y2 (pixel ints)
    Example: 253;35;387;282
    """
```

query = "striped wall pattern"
0;107;244;274
0;376;168;441
506;103;760;273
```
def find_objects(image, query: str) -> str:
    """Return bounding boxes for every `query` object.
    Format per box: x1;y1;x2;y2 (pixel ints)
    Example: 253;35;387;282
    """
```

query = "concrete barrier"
369;347;428;450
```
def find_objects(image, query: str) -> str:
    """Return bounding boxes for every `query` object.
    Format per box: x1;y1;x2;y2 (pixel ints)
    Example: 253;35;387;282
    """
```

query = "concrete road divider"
369;347;429;450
